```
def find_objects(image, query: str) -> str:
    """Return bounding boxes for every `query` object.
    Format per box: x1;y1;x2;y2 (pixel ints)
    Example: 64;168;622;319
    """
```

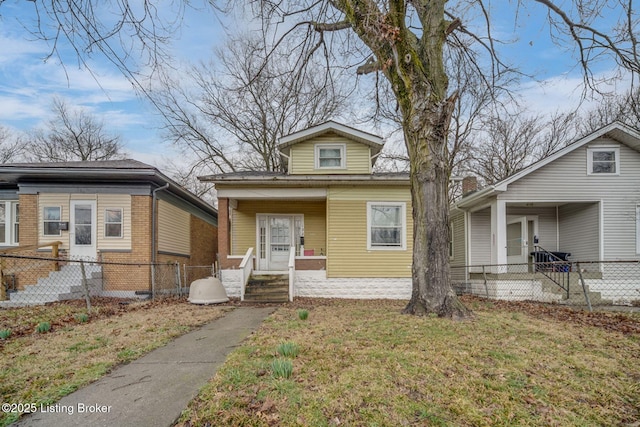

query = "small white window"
367;202;406;250
104;208;123;238
43;206;62;236
316;144;346;169
587;147;620;175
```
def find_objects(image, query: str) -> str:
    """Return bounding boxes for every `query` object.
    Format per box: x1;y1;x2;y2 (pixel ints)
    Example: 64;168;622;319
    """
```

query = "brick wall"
100;195;152;291
2;195;57;296
190;215;217;267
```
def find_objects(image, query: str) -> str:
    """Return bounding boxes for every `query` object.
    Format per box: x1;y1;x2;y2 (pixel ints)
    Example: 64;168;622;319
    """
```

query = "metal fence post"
576;262;593;312
482;265;489;299
80;260;92;313
175;261;181;296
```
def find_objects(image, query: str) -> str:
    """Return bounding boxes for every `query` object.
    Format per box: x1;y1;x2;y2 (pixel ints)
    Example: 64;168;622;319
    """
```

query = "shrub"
297;309;309;320
276;342;299;358
75;313;89;323
0;329;11;340
36;322;51;334
271;358;293;379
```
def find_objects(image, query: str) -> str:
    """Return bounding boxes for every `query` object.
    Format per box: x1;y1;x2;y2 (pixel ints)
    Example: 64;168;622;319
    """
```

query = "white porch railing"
288;246;295;302
239;247;254;301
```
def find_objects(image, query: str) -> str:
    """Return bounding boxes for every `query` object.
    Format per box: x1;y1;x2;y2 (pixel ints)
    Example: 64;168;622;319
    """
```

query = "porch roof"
200;171;409;185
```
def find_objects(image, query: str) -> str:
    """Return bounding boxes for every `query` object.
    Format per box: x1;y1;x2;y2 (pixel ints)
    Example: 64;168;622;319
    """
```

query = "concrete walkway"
14;306;275;427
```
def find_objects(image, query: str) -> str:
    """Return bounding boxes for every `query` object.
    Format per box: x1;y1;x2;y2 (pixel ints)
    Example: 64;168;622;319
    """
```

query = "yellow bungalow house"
203;121;412;302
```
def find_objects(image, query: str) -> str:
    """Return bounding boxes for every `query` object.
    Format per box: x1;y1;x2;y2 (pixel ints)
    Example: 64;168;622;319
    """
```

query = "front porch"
467;201;601;271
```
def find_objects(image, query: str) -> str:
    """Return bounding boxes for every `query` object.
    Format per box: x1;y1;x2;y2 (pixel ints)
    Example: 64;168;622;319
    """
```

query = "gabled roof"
455;121;640;209
278;121;384;156
0;159;217;217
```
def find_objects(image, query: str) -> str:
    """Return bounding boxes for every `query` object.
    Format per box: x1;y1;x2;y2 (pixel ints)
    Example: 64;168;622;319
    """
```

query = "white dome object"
188;277;229;304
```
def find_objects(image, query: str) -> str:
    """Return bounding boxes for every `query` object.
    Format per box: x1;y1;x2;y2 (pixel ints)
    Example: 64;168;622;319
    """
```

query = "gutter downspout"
151;183;170;299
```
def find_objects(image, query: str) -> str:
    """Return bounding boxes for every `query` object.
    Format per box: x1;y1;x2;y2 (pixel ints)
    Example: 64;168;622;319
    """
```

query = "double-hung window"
587;147;620;175
0;201;20;245
104;208;123;238
43;206;62;236
367;202;406;250
316;144;345;169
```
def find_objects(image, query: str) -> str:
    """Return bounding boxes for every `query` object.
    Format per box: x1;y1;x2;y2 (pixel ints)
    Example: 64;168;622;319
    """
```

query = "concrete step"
244;274;289;303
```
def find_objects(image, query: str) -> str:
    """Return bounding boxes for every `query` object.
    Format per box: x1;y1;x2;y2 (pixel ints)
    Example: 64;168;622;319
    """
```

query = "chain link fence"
0;253;217;309
452;260;640;309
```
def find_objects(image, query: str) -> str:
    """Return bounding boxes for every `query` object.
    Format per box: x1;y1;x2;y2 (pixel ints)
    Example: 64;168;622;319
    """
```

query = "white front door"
268;216;292;270
70;200;97;260
506;216;528;268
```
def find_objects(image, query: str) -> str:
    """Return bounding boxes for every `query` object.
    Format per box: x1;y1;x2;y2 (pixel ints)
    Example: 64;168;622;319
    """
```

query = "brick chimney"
462;175;478;196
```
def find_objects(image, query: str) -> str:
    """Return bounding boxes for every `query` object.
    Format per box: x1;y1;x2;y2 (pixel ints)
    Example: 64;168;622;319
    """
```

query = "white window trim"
43;206;63;237
104;207;124;239
587;146;620;175
315;143;346;169
0;201;19;246
367;201;407;251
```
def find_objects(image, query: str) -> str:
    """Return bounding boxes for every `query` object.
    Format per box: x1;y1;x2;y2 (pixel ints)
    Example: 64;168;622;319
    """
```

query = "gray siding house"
451;121;640;277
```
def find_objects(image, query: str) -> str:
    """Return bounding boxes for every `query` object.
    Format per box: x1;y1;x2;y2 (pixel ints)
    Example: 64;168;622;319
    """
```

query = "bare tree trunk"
401;93;472;319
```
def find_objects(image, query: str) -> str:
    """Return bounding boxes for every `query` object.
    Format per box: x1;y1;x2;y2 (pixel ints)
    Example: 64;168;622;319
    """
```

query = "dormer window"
587;147;619;175
316;144;346;169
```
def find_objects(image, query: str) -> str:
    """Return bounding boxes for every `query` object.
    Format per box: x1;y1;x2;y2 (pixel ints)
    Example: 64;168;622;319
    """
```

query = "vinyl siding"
500;137;640;260
450;209;467;282
559;202;600;261
289;133;372;174
157;199;190;255
326;186;412;277
469;207;491;269
231;200;326;256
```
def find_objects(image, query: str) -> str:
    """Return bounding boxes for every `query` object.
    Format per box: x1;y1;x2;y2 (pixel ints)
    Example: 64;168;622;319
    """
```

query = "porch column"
491;199;507;272
217;197;231;269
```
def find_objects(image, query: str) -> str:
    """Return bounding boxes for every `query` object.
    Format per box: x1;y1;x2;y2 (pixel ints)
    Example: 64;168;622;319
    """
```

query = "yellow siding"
231;200;326;256
289;133;372;174
158;200;190;255
38;193;71;249
326;186;413;277
97;194;132;250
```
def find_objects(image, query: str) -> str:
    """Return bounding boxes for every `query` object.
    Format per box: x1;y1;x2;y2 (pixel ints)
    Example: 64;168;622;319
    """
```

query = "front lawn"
0;298;228;426
178;298;640;426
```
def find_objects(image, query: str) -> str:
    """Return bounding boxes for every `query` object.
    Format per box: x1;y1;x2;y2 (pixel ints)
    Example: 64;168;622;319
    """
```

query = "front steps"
0;264;103;307
244;274;289;303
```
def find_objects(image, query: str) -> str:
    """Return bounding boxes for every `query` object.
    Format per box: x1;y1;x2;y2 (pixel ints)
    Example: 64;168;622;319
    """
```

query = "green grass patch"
35;321;51;334
0;329;11;340
271;358;293;379
276;342;299;358
297;309;309;320
177;299;640;427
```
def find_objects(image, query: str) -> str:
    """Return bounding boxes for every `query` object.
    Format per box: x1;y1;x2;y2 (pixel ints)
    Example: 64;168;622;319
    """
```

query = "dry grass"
178;298;640;426
0;299;228;426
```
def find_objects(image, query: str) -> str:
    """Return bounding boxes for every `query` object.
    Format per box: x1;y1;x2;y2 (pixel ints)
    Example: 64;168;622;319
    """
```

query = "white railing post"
239;247;254;301
288;246;296;302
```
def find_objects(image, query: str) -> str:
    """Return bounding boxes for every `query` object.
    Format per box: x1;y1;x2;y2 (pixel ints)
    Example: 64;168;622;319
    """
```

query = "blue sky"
0;2;631;168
